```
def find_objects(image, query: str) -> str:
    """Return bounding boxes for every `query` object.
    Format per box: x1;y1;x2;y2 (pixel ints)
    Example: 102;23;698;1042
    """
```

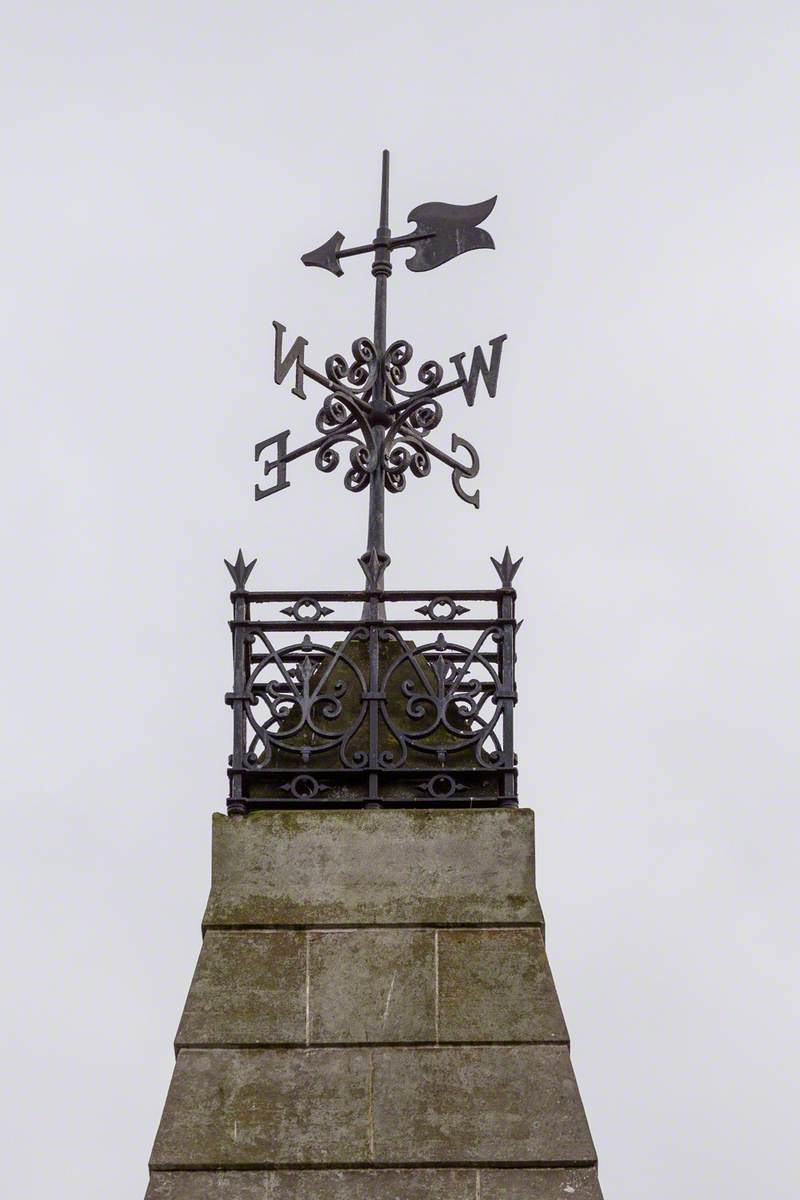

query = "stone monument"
145;152;604;1199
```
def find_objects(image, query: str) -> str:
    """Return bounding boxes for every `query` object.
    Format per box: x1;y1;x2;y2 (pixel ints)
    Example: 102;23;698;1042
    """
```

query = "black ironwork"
227;152;521;812
256;150;508;595
225;550;521;814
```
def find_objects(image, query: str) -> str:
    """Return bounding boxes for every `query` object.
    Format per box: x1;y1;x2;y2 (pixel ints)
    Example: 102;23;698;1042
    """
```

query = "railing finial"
490;547;523;588
225;549;257;590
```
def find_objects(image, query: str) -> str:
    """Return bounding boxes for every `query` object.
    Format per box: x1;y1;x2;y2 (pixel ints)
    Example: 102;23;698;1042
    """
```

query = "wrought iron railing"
225;549;521;812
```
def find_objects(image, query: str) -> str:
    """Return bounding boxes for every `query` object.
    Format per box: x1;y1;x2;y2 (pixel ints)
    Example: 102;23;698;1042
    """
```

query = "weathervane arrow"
256;150;508;605
301;195;496;277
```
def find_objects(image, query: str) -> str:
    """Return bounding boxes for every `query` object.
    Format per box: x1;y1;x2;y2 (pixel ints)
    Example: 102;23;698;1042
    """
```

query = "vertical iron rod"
228;590;248;816
499;582;518;807
366;594;381;808
363;150;392;613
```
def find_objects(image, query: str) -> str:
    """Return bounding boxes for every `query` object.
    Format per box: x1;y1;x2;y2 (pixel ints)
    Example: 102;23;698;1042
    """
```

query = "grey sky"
1;3;798;1196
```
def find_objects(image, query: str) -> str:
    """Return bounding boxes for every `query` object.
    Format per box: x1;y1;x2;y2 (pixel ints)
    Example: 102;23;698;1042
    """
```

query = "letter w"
450;334;507;407
272;321;308;399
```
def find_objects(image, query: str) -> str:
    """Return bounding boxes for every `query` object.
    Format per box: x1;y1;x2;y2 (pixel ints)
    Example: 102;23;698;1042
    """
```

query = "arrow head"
301;231;345;277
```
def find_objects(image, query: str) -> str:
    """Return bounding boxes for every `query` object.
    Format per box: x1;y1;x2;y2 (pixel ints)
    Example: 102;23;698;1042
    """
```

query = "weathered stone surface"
146;807;604;1191
203;810;541;928
175;931;306;1048
150;1048;370;1167
146;1169;478;1198
438;929;568;1044
371;1046;596;1164
270;1168;476;1197
145;1173;269;1199
309;929;435;1043
480;1168;604;1198
146;1167;604;1199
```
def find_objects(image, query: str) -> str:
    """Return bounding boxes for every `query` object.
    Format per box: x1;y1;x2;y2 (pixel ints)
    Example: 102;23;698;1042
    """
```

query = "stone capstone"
203;809;542;927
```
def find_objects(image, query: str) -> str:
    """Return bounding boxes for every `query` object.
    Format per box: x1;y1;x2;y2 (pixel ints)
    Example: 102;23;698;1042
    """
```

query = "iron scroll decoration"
225;549;523;813
226;152;521;812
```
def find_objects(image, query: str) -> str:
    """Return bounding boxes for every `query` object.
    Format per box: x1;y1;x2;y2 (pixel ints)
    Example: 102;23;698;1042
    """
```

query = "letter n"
272;321;308;399
450;334;507;407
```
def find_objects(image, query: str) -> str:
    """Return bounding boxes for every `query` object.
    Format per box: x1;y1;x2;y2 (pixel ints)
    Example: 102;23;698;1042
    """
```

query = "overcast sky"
2;3;799;1197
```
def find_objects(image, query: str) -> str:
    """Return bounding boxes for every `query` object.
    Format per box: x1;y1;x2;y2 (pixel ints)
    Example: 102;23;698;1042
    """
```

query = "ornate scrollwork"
383;340;413;386
262;329;482;506
325;338;378;392
240;617;505;775
405;396;443;432
383;442;431;493
344;443;373;492
383;340;446;399
227;555;520;809
315;393;353;434
242;629;370;769
374;626;505;770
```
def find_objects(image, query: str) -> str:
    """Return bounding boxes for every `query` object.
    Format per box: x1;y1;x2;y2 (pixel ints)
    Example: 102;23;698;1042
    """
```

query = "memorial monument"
145;151;604;1199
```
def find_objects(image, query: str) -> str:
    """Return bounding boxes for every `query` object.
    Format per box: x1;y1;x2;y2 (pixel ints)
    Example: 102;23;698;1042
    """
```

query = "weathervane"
255;150;507;592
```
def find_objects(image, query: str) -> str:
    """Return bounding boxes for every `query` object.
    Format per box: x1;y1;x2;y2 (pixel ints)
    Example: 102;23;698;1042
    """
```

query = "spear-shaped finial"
491;547;523;588
224;549;257;590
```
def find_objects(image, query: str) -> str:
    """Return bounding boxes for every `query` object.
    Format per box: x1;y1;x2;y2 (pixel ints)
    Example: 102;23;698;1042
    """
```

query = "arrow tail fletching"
405;197;497;272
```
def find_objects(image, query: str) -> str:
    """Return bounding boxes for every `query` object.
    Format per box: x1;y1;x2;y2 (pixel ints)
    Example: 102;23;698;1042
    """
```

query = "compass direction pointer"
450;334;507;407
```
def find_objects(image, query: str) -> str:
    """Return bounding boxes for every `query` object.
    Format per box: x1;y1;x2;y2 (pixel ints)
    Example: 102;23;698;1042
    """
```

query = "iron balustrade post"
498;583;518;808
366;584;382;808
228;589;249;817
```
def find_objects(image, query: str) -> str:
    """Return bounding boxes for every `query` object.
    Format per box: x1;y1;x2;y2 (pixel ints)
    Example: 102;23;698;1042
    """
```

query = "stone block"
175;931;306;1048
480;1168;604;1198
146;1165;605;1197
146;1170;478;1199
203;809;541;928
150;1048;370;1167
371;1046;596;1164
270;1168;476;1198
437;929;568;1043
309;929;435;1043
145;1174;269;1199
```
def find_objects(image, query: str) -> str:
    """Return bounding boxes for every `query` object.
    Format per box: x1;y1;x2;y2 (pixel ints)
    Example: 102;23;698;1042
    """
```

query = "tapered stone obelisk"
145;151;604;1197
145;808;603;1198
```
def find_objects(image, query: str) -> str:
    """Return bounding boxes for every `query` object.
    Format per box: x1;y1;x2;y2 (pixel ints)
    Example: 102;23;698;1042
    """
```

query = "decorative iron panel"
225;550;521;812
